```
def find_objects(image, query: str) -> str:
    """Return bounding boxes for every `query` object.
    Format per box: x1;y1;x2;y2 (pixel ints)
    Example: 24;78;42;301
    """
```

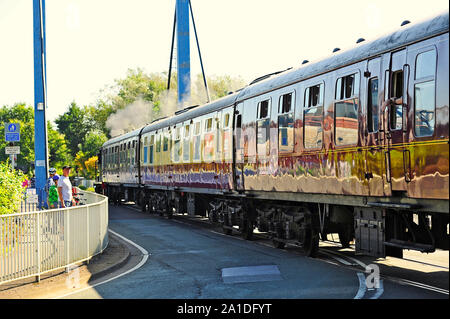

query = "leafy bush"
87;187;95;192
78;185;87;190
0;161;26;215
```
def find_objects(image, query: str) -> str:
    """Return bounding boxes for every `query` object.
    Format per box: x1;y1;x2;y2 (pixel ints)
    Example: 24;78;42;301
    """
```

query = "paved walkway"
0;231;130;299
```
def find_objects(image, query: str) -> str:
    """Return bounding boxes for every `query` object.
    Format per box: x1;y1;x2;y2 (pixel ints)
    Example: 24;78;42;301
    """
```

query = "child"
48;175;60;209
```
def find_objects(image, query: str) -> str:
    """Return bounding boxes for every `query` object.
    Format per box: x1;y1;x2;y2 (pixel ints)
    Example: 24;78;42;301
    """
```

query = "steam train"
96;12;449;258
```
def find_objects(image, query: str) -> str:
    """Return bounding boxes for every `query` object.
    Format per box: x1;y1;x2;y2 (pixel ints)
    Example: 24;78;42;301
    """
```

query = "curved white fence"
0;190;108;285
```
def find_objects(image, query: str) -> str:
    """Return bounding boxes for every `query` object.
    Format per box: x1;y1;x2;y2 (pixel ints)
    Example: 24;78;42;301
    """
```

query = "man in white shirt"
58;165;73;208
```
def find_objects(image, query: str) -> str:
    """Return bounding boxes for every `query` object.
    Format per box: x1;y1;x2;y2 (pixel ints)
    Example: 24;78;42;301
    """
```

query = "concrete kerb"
0;229;131;299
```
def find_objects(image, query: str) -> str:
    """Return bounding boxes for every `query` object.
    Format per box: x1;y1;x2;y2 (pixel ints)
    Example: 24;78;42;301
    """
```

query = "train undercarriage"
101;184;449;259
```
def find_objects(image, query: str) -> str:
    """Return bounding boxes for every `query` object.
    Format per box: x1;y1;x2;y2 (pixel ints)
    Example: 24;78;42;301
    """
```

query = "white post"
65;210;70;272
86;206;89;263
35;213;40;282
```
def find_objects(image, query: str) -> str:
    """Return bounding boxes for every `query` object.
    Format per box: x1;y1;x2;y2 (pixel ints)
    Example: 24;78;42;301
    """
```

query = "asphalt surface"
60;204;448;299
1;202;447;300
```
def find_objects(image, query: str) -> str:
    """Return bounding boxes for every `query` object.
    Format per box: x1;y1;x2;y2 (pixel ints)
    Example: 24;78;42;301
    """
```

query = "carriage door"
365;57;391;196
383;49;410;192
234;102;245;191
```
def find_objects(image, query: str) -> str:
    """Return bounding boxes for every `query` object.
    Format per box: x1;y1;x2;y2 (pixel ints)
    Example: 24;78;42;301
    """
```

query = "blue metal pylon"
33;0;49;208
168;0;210;109
176;0;191;108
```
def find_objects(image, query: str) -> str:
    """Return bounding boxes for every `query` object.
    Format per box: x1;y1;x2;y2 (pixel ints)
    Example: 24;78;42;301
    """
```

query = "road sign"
27;194;39;204
5;123;20;142
5;146;20;155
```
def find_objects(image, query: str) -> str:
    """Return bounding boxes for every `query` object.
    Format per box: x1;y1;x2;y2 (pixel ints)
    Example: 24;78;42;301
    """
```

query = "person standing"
48;175;60;209
46;168;57;189
45;167;58;209
58;165;74;208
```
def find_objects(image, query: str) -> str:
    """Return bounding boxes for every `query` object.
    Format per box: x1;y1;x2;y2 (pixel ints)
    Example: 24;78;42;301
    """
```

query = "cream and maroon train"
97;12;449;257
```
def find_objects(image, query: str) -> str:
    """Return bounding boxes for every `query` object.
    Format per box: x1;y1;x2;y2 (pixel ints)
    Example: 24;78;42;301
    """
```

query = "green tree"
1;103;73;173
1;103;36;173
54;101;95;158
81;130;107;159
0;160;25;215
47;122;72;169
84;101;115;137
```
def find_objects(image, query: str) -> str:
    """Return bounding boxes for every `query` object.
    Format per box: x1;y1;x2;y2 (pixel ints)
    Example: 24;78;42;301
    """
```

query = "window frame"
367;77;379;134
257;98;271;120
334;71;360;147
278;91;296;153
303;81;325;150
413;47;437;138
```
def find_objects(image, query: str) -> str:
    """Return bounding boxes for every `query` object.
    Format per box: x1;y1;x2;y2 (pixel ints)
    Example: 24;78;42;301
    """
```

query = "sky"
0;0;448;123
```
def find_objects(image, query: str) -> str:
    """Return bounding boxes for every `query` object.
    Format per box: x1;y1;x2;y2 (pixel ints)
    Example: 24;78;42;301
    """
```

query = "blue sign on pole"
5;123;20;142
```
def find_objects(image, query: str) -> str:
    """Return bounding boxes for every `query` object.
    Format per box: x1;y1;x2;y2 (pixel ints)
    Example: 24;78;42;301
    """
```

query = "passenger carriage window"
257;99;271;157
223;112;233;161
414;49;436;137
278;92;295;153
163;132;169;152
415;50;436;80
335;73;359;146
258;100;270;119
173;127;181;163
390;70;403;130
235;114;243;155
223;113;230;128
143;137;148;164
156;134;161;153
205;118;213;132
336;73;359;100
367;78;379;133
304;84;324;149
149;135;154;164
203;118;215;161
193;121;201;162
183;124;191;162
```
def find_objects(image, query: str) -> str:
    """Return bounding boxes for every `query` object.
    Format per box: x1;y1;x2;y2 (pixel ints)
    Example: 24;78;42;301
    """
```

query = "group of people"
46;165;74;209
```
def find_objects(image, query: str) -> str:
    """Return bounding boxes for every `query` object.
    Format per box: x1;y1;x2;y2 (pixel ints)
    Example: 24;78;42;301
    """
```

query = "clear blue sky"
0;0;448;122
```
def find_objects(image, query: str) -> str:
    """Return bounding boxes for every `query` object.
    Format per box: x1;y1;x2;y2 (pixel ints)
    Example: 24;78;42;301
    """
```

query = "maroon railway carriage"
98;12;449;257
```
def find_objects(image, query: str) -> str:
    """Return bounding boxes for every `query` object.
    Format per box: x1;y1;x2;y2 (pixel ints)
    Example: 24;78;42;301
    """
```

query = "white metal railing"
0;189;108;285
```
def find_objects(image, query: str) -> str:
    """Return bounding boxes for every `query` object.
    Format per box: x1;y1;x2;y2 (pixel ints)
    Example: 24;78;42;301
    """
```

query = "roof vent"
400;20;410;26
332;48;340;53
356;38;365;44
302;60;309;65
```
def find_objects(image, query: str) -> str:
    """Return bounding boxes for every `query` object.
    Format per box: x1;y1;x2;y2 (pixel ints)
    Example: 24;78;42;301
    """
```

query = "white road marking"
383;276;449;295
319;250;353;266
370;280;384;299
320;248;366;268
54;229;149;299
323;248;448;296
354;273;367;299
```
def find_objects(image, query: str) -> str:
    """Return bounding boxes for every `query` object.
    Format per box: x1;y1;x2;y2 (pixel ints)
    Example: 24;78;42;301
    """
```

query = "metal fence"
0;189;108;285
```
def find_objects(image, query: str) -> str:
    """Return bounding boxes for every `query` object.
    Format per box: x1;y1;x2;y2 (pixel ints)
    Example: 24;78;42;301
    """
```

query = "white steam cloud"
106;98;154;137
105;74;246;138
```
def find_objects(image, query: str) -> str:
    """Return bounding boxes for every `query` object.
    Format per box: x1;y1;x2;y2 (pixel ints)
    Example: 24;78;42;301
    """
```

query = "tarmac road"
57;203;447;299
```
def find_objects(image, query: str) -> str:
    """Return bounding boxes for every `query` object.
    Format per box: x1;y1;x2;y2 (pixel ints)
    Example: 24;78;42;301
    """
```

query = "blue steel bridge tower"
168;0;210;109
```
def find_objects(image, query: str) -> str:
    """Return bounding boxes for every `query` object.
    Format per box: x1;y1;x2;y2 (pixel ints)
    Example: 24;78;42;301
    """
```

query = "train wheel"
272;238;286;249
303;228;319;257
240;219;253;240
338;225;352;248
